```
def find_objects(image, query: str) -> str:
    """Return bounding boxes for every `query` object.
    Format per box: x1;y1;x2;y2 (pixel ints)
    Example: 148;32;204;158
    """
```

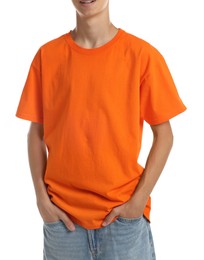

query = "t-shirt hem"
146;106;187;125
49;197;105;229
49;195;151;229
71;210;151;229
16;112;43;124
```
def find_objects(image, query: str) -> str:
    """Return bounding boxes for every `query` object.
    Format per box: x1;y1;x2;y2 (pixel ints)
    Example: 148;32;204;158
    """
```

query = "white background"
1;0;203;259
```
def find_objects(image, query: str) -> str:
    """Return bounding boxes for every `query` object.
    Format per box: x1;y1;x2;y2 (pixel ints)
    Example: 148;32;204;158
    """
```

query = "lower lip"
79;0;96;7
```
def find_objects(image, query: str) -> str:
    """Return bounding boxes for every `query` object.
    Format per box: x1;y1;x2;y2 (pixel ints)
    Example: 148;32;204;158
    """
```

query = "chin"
73;0;109;18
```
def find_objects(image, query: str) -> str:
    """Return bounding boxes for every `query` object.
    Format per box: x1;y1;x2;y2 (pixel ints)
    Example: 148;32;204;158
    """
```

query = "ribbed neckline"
65;28;125;54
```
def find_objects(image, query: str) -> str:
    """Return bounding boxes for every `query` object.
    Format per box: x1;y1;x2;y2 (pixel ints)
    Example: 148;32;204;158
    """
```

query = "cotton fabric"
16;28;186;229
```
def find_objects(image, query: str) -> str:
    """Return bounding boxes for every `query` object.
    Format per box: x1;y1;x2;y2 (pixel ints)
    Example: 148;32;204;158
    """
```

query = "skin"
27;0;174;232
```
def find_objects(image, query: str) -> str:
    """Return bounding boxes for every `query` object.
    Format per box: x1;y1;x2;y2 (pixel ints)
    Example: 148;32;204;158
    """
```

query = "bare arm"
102;121;173;225
27;122;75;231
128;121;173;210
27;122;48;201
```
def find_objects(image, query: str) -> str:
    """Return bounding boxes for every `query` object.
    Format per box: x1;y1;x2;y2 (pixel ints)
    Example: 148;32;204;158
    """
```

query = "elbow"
151;121;174;150
27;128;32;144
168;131;174;151
164;123;174;152
163;125;174;151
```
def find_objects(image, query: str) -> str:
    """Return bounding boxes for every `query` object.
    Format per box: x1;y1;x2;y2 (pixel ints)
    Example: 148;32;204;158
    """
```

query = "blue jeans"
43;216;156;260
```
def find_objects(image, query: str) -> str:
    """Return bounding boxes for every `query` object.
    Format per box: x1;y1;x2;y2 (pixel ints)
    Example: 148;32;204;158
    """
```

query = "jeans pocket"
116;215;143;223
43;220;62;226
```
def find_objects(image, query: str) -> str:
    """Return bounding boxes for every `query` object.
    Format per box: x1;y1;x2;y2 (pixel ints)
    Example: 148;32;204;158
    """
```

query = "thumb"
102;210;118;227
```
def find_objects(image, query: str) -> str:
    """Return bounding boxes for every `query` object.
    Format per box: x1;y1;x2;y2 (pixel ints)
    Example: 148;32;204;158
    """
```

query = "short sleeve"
16;49;43;124
140;46;186;125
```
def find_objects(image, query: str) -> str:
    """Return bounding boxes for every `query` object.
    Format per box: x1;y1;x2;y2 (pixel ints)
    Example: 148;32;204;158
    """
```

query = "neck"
71;7;118;48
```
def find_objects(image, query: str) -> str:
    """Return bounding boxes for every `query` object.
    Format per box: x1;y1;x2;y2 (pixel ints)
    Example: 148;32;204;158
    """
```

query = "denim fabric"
43;216;156;260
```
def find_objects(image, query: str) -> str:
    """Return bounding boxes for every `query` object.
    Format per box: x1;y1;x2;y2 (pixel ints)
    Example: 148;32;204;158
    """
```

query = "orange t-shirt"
16;28;186;229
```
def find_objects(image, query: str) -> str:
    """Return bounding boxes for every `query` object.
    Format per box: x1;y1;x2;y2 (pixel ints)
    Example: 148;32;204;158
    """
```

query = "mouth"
79;0;96;6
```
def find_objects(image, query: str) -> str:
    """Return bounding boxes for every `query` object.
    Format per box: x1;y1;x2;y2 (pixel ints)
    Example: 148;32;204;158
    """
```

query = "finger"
60;214;75;232
54;206;76;231
102;210;117;227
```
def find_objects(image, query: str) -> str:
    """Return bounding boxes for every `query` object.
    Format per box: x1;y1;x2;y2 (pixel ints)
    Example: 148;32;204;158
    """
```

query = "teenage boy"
16;0;186;259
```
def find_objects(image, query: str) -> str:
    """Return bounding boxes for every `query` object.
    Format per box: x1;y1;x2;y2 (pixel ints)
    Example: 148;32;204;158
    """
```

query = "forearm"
27;123;48;203
130;121;174;206
26;123;75;230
